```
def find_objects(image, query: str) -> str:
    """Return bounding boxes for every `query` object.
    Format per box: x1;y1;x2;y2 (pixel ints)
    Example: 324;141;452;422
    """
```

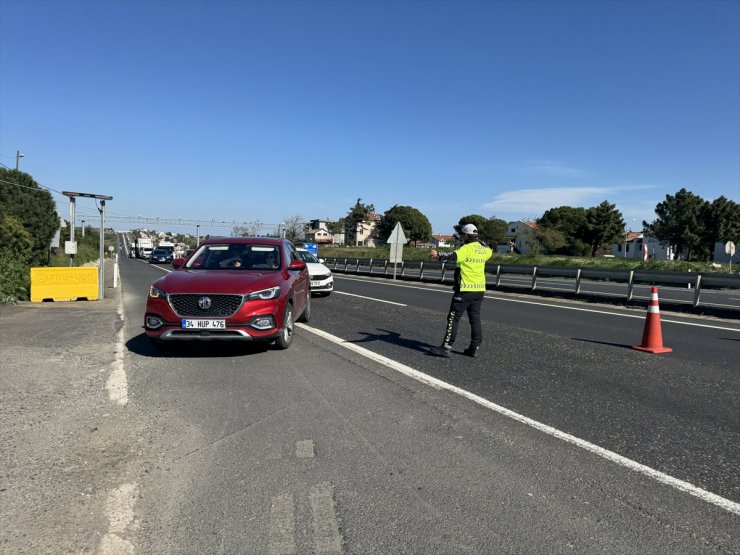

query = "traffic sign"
725;241;736;257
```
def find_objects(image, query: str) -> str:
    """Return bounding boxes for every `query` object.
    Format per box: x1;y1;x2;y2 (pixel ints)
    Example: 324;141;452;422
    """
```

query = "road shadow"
572;338;635;350
350;328;450;357
126;332;271;358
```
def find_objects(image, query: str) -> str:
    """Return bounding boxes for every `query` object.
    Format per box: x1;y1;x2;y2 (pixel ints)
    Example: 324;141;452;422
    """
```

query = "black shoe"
431;343;452;357
463;346;479;358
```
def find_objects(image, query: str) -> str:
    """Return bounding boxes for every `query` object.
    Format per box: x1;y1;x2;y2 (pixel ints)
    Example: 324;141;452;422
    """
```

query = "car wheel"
275;303;294;349
297;293;311;323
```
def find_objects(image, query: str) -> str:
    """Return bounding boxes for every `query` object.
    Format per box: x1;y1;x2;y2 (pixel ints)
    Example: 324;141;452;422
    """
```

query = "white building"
506;221;538;254
611;232;674;260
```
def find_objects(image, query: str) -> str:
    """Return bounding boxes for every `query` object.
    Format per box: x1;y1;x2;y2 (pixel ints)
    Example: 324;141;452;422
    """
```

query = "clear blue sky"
1;0;738;237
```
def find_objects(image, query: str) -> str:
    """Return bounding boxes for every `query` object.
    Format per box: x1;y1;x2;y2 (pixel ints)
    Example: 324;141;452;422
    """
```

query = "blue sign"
304;242;318;255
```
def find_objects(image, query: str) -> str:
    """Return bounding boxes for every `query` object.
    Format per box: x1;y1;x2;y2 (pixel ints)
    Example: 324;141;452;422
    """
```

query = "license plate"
181;319;226;329
311;281;322;287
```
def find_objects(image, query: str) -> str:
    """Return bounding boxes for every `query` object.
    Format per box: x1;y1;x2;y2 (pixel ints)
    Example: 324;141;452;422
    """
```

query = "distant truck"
136;237;154;259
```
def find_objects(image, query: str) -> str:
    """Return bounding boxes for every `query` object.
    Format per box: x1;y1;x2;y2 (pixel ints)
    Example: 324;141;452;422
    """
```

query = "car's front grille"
168;294;244;317
313;273;332;280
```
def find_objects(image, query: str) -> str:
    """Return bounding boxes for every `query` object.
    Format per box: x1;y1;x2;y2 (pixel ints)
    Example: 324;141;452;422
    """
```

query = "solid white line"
334;275;740;332
335;291;406;306
296;323;740;516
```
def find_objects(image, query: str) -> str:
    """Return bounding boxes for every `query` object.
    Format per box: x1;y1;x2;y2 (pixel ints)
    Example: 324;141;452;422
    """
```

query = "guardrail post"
344;258;348;272
369;258;373;273
400;261;406;277
355;259;360;273
496;265;501;287
575;268;582;294
531;266;538;290
384;260;389;275
441;262;446;282
419;261;424;279
693;274;702;307
627;270;634;300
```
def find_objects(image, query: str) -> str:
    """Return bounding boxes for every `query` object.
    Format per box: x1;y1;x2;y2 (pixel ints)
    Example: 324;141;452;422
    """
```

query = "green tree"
0;169;58;264
345;198;375;245
0;214;34;257
702;196;740;260
452;214;507;247
584;201;625;256
326;217;345;235
534;227;567;253
538;206;590;255
377;205;432;246
645;188;708;261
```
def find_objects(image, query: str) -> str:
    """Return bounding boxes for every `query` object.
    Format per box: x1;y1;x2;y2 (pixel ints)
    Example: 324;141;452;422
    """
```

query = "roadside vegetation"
0;169;116;303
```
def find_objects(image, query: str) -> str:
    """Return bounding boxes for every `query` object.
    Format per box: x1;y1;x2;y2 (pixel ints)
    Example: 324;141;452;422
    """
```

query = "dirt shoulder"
0;265;144;553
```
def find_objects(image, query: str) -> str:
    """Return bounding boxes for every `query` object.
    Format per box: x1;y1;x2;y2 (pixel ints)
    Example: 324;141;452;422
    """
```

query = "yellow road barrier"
31;267;99;302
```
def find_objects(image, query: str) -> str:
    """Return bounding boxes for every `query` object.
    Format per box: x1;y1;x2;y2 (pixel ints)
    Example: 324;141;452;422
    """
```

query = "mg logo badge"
198;296;212;310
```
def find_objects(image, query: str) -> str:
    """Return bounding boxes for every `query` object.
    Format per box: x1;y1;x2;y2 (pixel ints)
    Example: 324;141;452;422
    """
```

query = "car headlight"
149;285;167;299
247;286;281;300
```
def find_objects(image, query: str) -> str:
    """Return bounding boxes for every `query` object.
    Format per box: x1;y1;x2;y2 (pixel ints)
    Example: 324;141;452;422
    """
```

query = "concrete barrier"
30;267;99;302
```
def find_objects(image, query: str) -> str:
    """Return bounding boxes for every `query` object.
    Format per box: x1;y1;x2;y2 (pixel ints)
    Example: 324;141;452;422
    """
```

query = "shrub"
0;247;31;303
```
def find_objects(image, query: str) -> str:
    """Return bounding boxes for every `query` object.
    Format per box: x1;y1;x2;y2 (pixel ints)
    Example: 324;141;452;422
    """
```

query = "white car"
297;248;333;296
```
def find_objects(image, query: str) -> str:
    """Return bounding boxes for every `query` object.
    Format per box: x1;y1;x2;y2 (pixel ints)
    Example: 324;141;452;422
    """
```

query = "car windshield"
185;244;281;270
298;250;319;263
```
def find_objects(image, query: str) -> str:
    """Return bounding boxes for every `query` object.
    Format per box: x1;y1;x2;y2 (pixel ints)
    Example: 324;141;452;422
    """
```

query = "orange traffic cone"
633;287;672;354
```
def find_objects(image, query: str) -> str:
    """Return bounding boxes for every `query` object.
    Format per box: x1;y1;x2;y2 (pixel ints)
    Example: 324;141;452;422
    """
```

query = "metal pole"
98;201;105;299
81;220;86;237
69;197;76;267
196;224;200;246
15;150;23;170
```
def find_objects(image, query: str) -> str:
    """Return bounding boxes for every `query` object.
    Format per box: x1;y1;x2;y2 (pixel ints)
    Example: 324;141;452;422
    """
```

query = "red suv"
144;237;310;349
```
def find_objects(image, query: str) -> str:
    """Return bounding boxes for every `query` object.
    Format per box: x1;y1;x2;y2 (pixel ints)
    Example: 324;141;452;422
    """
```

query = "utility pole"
15;150;24;171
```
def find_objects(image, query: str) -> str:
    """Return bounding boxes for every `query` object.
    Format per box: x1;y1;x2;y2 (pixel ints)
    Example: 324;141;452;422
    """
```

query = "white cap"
461;223;478;235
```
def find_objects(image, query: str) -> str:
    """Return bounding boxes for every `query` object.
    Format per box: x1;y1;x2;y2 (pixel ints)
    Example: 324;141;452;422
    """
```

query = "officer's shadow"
350;328;441;356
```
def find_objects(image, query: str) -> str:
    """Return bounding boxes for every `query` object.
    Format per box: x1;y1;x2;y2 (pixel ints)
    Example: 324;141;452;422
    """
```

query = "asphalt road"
2;251;737;554
114;254;739;553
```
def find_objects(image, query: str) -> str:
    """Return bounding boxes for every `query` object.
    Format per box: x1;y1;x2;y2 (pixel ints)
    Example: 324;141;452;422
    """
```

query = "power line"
106;215;286;229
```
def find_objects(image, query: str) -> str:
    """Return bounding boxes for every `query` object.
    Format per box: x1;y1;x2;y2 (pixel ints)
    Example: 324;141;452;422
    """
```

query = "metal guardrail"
323;258;740;310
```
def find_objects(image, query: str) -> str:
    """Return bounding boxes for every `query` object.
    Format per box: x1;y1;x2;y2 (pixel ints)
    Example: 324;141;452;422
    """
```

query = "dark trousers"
442;291;484;348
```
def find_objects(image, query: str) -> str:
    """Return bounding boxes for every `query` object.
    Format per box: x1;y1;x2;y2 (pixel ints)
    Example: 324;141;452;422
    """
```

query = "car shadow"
349;328;448;357
126;333;271;358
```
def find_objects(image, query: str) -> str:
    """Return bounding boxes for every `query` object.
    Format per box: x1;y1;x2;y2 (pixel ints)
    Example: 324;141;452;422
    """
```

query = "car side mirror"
318;258;325;264
288;260;306;271
171;258;185;269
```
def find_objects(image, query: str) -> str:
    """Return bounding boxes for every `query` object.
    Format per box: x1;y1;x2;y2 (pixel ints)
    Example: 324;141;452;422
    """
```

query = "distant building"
351;213;380;247
611;232;674;260
712;241;737;263
431;235;454;248
506;221;538;254
305;220;334;244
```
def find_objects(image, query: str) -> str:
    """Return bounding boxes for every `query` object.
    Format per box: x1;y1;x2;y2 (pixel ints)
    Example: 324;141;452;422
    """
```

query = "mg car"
144;237;310;349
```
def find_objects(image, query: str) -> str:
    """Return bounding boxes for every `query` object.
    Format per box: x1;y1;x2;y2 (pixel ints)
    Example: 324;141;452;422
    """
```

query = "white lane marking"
268;494;296;555
334;276;740;332
296;439;315;459
296;323;740;516
99;482;139;554
106;295;128;405
309;482;343;554
335;291;406;306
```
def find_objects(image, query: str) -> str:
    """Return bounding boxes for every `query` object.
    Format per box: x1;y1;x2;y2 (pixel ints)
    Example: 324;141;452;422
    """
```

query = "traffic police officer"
430;223;493;357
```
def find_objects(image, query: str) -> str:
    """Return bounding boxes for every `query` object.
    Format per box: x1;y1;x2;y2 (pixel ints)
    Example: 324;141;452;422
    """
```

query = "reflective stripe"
648;305;660;314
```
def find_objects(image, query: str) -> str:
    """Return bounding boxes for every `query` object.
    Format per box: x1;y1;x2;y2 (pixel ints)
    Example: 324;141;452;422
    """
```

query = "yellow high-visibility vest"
456;242;493;291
